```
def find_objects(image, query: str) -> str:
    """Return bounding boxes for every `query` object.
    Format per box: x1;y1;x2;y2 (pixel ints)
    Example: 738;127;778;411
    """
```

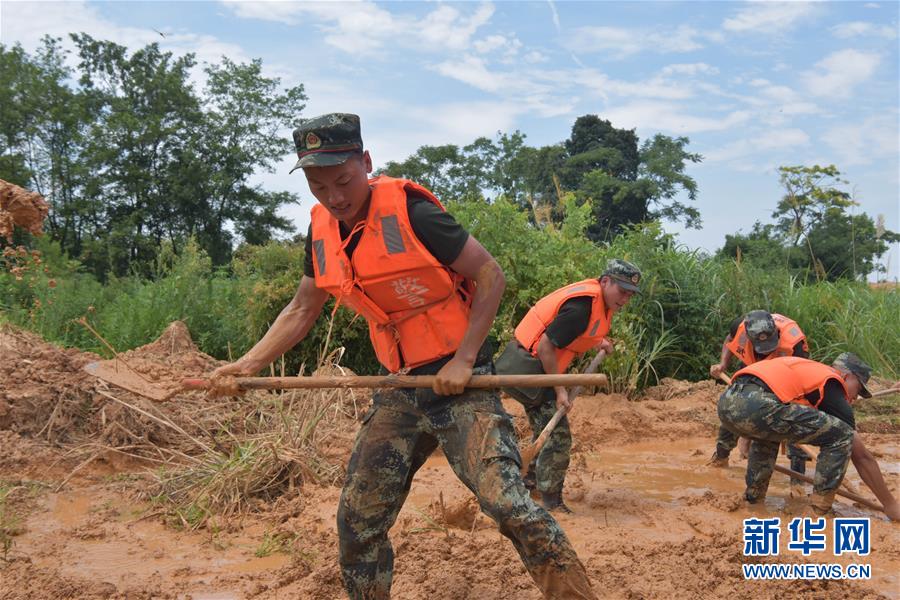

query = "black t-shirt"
727;315;808;359
808;380;855;429
545;296;594;348
303;192;469;277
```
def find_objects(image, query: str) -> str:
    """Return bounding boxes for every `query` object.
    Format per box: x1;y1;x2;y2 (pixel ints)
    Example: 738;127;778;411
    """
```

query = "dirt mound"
0;179;49;242
0;324;99;442
0;321;236;456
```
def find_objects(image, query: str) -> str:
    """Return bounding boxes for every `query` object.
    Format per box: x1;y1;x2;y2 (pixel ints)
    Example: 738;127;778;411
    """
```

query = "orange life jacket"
726;313;808;366
309;176;472;372
514;279;611;373
734;357;849;408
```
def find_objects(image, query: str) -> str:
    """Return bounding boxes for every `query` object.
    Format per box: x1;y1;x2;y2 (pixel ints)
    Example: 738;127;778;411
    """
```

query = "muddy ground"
1;323;897;599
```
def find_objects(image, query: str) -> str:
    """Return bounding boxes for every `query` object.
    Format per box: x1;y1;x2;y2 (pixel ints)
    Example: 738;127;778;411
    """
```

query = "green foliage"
1;35;306;280
720;165;896;282
382;115;702;240
231;240;376;375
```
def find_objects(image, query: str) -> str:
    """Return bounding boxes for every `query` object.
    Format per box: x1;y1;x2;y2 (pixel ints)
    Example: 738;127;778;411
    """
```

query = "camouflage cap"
289;113;363;173
603;258;642;293
744;310;779;355
832;352;873;398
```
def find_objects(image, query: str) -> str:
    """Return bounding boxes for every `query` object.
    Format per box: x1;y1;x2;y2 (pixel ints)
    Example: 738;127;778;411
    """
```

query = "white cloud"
0;0;257;87
524;50;550;64
705;128;810;163
821;115;899;166
566;25;704;58
575;71;695;101
660;63;719;77
830;21;897;39
603;101;751;134
547;0;561;33
722;2;819;33
802;49;881;98
221;0;495;55
430;56;573;117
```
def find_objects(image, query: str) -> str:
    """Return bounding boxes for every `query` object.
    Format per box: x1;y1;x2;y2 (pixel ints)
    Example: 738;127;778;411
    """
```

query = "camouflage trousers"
494;341;571;495
520;388;571;495
337;365;594;600
714;425;810;478
717;381;853;503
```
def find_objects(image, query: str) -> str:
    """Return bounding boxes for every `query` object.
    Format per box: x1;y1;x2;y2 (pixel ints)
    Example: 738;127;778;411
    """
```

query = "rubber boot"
530;548;596;599
809;491;836;516
707;449;729;468
541;491;573;514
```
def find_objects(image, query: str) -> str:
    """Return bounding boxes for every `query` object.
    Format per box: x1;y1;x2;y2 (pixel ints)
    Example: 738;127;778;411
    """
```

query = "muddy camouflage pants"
337;365;594;600
494;341;572;496
716;381;853;502
715;425;810;477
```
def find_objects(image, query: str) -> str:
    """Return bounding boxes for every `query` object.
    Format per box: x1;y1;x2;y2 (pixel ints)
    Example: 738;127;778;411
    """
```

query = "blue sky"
2;1;898;277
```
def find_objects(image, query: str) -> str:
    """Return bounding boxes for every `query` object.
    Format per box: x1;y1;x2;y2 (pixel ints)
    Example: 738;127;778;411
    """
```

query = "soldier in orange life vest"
708;310;811;485
717;352;900;520
211;114;596;599
494;260;641;513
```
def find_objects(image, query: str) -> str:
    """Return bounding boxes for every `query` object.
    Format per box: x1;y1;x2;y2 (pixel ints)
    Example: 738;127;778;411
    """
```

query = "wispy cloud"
221;0;495;55
705;128;811;163
565;25;705;58
722;2;819;33
603;101;751;134
1;0;257;85
821;114;899;166
802;49;881;98
830;21;897;39
547;0;561;34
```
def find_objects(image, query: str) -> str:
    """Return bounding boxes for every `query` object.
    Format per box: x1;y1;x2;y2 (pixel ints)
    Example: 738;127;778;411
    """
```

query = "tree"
719;165;896;281
718;221;790;267
639;134;702;228
805;210;899;281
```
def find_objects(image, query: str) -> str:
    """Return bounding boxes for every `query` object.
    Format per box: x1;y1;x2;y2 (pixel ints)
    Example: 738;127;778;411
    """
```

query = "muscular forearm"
851;434;898;509
238;301;321;371
452;260;505;366
535;334;566;400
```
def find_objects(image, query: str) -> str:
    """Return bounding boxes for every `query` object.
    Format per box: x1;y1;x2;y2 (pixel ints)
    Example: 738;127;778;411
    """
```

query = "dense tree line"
381;114;702;242
1;36;306;279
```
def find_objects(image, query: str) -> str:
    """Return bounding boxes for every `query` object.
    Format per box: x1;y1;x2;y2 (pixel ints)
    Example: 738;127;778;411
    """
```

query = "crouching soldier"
709;310;811;491
495;259;640;513
717;352;900;520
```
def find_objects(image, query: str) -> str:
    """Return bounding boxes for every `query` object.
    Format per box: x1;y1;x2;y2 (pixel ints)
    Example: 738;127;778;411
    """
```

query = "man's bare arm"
851;434;900;521
213;275;329;377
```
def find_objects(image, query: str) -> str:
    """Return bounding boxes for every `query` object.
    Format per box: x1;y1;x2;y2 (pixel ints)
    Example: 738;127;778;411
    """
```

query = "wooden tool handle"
183;373;609;391
520;350;607;474
772;464;883;513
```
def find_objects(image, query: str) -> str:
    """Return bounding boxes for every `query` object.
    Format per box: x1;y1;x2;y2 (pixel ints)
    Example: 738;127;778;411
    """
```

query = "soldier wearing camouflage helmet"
212;113;596;599
717;352;900;520
495;259;641;513
708;310;812;489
